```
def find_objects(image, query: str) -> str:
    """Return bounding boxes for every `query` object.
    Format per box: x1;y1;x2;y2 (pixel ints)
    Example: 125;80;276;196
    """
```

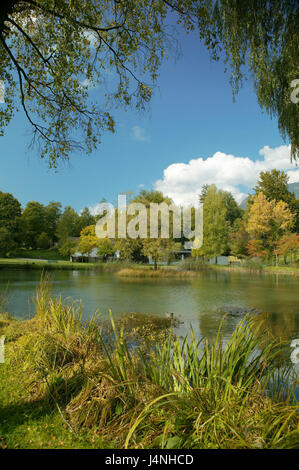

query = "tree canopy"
0;1;297;165
0;190;21;230
21;200;47;248
254;169;293;203
208;0;299;161
253;169;299;232
0;0;190;165
198;184;230;259
246;191;294;260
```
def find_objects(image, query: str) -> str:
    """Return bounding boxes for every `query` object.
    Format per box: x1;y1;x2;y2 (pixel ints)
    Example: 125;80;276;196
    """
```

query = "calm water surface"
1;268;299;345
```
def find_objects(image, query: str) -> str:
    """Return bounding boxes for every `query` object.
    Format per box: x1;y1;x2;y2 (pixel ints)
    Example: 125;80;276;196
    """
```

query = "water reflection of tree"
224;273;299;341
197;312;242;345
189;274;246;344
258;312;299;344
189;272;299;348
247;314;296;372
241;281;299;345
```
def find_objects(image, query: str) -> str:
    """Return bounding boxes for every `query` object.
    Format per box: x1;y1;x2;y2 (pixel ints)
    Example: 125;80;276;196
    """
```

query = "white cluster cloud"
154;145;299;206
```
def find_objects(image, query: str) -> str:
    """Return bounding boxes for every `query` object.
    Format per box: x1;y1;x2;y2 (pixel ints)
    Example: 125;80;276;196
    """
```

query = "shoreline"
0;258;298;276
210;264;299;276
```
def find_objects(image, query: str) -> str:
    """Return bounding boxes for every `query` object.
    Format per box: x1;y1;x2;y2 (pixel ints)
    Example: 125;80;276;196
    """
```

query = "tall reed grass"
117;268;199;278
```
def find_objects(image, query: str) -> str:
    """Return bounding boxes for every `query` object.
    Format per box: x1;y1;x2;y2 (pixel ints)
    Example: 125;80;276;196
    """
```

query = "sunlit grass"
117;268;200;277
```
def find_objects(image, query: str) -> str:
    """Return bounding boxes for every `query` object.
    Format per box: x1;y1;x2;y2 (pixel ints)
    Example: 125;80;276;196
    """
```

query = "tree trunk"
154;259;157;270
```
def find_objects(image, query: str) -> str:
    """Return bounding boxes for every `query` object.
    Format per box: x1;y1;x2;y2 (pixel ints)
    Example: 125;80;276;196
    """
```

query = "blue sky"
1;24;298;212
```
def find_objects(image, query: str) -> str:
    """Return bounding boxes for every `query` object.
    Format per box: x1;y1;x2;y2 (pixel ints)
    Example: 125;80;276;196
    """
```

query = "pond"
1;267;299;398
1;268;299;346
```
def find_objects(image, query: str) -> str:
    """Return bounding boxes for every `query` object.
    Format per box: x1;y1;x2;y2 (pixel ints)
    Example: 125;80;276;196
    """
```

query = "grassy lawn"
0;258;97;270
14;248;67;261
0;259;155;272
0;351;112;449
264;265;299;274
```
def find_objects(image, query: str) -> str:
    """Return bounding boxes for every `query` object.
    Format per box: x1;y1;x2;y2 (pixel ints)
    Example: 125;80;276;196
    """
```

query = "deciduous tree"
78;207;96;234
1;1;297;164
58;237;76;258
21;201;47;248
230;219;249;259
246;192;295;262
199;185;230;260
253;170;299;232
36;231;51;249
0;190;22;247
97;238;115;261
208;1;299;160
44;201;62;245
142;238;180;270
56;206;80;243
0;227;17;257
115;238;146;262
77;225;99;258
275;233;299;264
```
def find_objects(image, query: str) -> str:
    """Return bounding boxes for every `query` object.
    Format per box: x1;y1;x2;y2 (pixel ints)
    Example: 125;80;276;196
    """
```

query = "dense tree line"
0;169;298;265
0;193;96;257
